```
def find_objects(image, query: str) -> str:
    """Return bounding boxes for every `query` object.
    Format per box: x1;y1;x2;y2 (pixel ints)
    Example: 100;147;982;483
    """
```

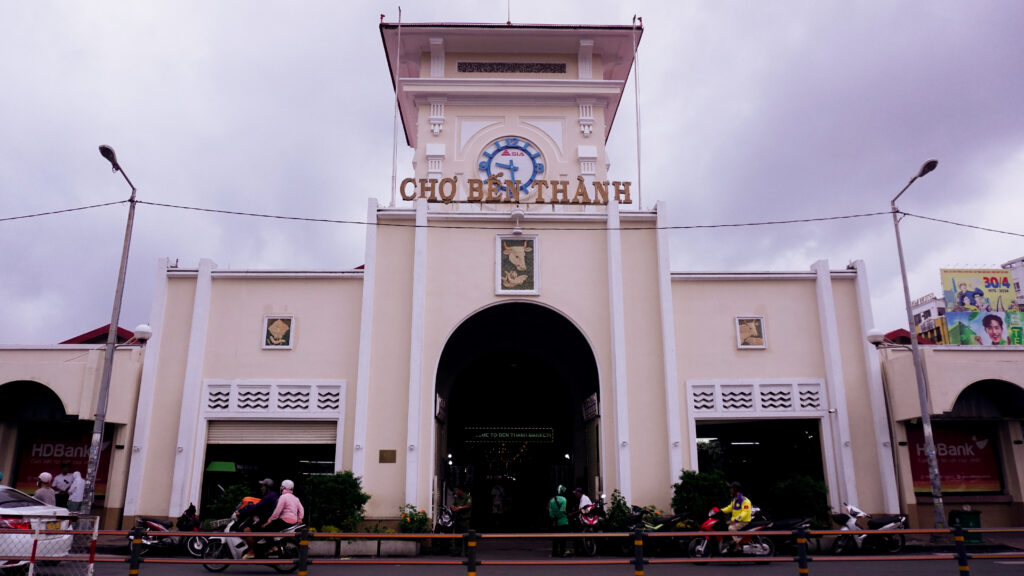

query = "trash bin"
949;509;982;544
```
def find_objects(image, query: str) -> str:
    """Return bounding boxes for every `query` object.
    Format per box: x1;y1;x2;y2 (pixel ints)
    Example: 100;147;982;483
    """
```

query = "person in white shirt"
67;471;86;513
52;463;73;508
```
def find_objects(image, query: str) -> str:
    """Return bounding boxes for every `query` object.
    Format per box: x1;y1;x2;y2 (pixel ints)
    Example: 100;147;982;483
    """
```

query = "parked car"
0;486;74;573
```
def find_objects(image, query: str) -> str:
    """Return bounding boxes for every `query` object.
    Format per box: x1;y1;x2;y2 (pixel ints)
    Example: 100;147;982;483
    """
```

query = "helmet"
557;485;566;495
573;487;583;494
729;482;742;492
38;472;53;483
259;478;275;488
281;479;294;491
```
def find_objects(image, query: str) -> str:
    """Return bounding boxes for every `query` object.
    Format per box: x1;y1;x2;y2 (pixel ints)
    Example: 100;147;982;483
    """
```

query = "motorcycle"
831;502;906;554
201;514;303;573
572;494;605;557
687;506;774;561
128;503;208;558
622;504;695;557
764;515;819;555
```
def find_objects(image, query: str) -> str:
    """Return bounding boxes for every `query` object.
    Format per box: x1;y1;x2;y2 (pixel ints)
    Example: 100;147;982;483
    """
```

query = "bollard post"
795;527;810;575
465;530;478;576
128;526;143;576
631;531;646;575
953;524;971;575
296;528;310;576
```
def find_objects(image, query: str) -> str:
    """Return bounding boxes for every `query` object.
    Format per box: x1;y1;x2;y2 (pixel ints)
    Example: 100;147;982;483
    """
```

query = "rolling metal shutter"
206;421;337;444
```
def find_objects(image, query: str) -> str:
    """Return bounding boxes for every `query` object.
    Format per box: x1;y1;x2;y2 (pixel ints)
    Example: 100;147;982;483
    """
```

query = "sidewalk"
96;530;1024;558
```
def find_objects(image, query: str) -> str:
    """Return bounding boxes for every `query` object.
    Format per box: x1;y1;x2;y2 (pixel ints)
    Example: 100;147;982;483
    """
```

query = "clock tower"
380;22;641;210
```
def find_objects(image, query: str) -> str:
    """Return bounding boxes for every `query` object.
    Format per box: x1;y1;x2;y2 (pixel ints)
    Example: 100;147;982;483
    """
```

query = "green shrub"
203;483;251;521
398;504;430;533
604;489;632;532
671;469;729;518
300;471;370;532
762;475;831;528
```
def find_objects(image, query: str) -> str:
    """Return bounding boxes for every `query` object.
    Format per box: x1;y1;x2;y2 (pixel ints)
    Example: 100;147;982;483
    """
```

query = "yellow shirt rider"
723;482;751;551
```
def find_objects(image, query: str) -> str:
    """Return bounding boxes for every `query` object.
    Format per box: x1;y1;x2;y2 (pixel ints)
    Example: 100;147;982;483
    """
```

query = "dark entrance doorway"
696;419;826;515
435;303;599;532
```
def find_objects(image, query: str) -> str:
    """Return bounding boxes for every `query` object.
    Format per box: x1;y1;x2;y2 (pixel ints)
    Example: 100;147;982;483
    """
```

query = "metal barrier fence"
0;515;97;576
10;524;1024;574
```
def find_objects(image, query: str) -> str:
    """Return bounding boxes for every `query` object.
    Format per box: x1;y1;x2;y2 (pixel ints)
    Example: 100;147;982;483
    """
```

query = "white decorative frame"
735;316;766;349
262;315;295;349
496;234;540;296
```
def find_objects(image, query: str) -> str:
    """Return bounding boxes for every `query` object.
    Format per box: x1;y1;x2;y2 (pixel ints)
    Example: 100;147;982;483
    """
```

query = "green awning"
205;461;236;472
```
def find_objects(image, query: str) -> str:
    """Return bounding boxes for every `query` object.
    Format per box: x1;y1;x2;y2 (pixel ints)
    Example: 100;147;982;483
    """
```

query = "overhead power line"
0;200;126;223
3;198;1022;238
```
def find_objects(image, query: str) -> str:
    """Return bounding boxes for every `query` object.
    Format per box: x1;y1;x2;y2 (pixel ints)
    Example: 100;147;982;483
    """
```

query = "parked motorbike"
831;502;906;554
431;505;455;555
687;506;774;562
621;504;695;556
756;510;817;555
128;503;208;558
572;494;605;557
201;514;303;573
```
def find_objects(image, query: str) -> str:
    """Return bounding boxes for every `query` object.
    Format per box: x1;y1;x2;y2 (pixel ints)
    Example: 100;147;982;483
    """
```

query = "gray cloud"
1;1;1021;344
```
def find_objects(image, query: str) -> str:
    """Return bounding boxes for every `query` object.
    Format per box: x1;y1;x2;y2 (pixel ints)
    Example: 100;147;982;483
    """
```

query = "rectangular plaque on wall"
379;450;397;464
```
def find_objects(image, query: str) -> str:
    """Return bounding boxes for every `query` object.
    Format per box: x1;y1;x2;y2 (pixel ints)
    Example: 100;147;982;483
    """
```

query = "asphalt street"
77;556;1024;576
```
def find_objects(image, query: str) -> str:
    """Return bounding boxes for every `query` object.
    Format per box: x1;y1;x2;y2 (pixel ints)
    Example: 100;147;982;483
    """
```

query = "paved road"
75;554;1024;576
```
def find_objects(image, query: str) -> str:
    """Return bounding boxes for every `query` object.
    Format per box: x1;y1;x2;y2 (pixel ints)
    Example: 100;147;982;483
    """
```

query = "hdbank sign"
907;423;1002;492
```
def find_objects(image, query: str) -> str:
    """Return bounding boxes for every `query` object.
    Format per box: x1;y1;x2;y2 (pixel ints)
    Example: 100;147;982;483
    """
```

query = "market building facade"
10;21;1019;531
114;22;898;528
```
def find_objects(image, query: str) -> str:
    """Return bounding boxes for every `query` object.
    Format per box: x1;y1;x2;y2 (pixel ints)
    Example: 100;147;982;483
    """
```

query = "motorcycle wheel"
580;529;598;557
186;535;210;558
688;537;710;560
751;535;775;564
270;541;300;574
128;538;150;558
831;534;852;555
202;540;231;573
879;533;905;554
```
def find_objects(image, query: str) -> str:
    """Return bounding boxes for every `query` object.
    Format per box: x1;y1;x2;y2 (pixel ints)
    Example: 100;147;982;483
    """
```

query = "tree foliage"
300;471;370;531
671;469;729;518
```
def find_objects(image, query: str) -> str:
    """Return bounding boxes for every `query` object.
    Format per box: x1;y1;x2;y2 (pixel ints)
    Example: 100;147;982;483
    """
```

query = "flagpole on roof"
390;7;402;207
632;15;643;211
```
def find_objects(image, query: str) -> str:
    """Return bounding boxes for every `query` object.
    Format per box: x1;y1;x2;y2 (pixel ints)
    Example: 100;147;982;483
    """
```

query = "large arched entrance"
434;302;599;532
0;381;112;499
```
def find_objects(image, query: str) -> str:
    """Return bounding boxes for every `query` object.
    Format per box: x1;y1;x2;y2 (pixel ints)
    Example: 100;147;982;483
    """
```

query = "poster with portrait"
263;316;294;349
736;316;767;349
947;311;1024;346
942;269;1020;313
496;235;539;295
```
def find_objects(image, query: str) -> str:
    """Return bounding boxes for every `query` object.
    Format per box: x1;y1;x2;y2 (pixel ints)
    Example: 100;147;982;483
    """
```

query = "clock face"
477;137;545;195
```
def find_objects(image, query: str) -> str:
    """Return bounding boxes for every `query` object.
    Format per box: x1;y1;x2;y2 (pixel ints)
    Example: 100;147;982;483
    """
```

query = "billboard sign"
942;269;1019;313
947;311;1024;346
907;423;1002;493
942;269;1021;345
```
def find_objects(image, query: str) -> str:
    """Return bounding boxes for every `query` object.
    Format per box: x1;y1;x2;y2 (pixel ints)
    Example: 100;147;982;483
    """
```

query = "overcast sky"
2;0;1022;345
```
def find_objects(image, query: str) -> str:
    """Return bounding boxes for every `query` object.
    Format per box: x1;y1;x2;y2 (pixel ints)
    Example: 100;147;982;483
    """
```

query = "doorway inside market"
434;303;600;532
695;419;826;516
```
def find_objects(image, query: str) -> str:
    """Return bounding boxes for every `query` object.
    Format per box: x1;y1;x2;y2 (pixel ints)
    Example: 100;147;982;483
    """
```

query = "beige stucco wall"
620;223;670;507
670;273;887;513
879;346;1024;526
882;347;1024;420
0;344;144;522
361;221;415;515
133;277;196;517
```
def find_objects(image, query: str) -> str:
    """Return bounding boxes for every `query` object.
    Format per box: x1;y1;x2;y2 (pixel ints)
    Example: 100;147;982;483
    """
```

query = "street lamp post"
890;158;945;529
82;145;138;515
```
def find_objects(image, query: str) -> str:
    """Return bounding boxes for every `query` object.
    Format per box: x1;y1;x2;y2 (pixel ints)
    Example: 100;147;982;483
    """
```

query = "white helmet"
281;479;294;490
38;472;53;483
